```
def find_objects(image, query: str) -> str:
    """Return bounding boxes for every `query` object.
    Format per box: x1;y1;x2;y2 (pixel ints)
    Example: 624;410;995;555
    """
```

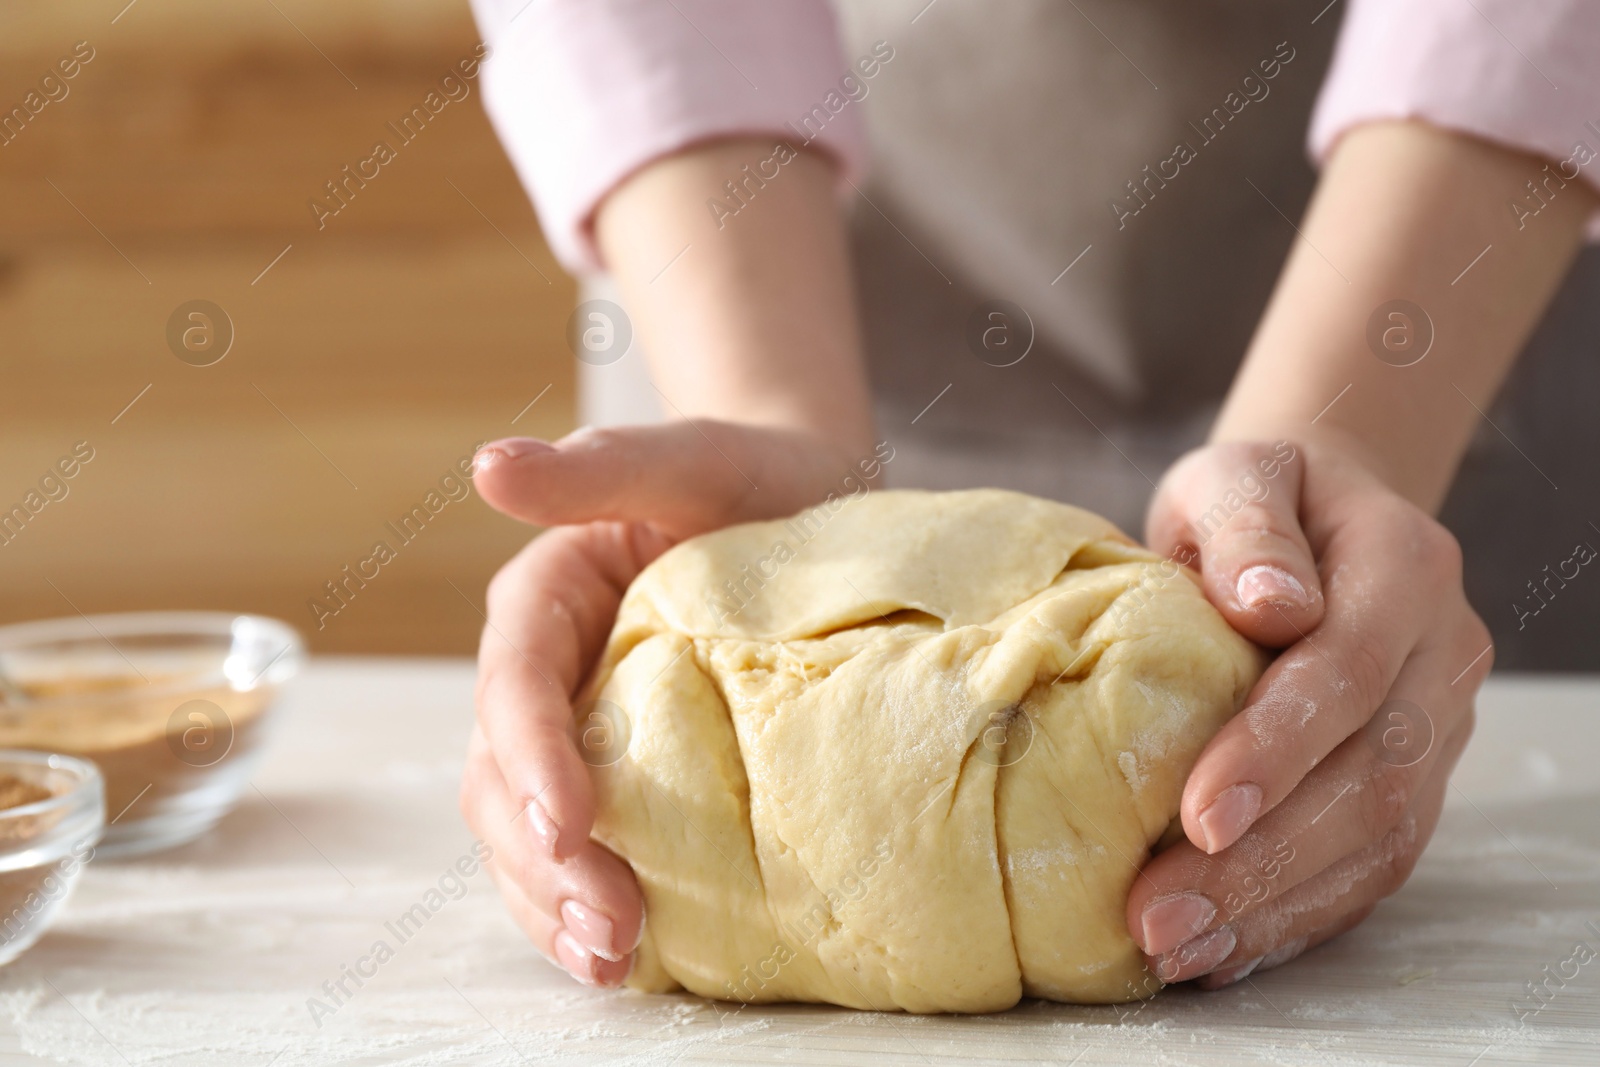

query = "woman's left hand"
1127;435;1492;988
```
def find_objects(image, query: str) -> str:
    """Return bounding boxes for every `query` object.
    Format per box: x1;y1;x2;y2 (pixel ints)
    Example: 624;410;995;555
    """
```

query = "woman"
458;0;1599;993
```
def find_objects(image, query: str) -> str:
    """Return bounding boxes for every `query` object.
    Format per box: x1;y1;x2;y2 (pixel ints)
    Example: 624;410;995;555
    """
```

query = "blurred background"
1;0;574;654
5;1;1598;668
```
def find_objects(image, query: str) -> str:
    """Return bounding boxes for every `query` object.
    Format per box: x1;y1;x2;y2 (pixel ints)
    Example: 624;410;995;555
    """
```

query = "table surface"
0;659;1595;1066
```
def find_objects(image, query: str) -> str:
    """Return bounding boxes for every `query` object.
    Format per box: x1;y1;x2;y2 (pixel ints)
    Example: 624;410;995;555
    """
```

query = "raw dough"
587;489;1263;1012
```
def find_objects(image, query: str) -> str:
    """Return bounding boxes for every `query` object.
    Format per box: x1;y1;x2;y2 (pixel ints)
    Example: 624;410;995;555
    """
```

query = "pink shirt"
468;0;1600;274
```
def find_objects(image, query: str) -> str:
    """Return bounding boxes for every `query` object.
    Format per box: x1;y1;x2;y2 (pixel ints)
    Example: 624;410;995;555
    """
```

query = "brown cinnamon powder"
0;771;65;956
0;775;49;814
0;676;271;824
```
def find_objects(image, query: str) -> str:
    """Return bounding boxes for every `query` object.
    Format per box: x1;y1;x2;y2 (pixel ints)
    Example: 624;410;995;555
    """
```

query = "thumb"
471;421;852;538
1147;440;1324;648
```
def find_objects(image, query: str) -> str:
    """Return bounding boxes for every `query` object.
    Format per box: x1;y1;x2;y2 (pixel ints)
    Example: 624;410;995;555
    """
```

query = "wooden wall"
0;1;577;653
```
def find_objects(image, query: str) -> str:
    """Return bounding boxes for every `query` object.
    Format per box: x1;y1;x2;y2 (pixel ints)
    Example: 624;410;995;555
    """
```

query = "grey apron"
583;0;1600;668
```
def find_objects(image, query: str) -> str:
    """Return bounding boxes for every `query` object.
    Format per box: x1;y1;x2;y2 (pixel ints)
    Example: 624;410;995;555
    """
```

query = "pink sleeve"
1311;0;1600;231
468;0;867;274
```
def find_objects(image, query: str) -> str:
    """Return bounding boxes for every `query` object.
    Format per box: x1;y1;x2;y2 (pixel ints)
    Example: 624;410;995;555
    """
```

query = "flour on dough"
586;489;1264;1013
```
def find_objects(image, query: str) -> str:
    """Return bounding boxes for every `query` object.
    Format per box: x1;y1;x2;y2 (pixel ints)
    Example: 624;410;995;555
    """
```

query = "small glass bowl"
0;613;303;857
0;751;103;965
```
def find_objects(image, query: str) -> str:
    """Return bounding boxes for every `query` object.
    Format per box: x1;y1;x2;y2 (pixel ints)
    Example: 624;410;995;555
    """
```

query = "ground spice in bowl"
0;612;301;856
0;752;103;966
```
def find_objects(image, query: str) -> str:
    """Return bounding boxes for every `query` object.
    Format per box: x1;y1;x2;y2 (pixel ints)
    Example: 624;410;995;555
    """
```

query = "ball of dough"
585;489;1263;1012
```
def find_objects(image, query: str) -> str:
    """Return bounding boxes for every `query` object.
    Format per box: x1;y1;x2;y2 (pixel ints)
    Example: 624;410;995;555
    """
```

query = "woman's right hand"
460;419;868;986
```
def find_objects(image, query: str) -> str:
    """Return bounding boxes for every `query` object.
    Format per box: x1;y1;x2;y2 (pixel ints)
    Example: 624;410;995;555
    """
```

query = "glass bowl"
0;750;103;965
0;613;303;857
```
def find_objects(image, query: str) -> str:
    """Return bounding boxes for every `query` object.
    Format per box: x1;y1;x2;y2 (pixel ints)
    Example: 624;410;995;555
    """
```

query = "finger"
1194;904;1374;990
1148;441;1323;647
476;523;670;860
1133;597;1481;951
461;729;644;966
473;422;850;537
485;863;633;989
1178;502;1477;854
1147;719;1466;984
1131;702;1467;958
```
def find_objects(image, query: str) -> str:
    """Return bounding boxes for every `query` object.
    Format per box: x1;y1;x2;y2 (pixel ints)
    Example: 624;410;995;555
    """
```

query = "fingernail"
525;797;561;857
1141;892;1218;955
1257;935;1308;972
473;441;556;473
554;928;599;985
1158;925;1237;981
477;438;556;471
1208;955;1263;988
561;900;620;961
630;901;647;952
1235;564;1310;610
1198;782;1262;854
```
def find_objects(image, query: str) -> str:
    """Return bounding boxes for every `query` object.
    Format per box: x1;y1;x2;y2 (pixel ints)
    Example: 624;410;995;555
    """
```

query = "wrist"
595;137;875;472
1212;122;1593;516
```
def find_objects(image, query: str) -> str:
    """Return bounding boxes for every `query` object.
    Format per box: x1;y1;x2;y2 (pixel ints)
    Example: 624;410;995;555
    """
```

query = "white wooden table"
0;659;1595;1066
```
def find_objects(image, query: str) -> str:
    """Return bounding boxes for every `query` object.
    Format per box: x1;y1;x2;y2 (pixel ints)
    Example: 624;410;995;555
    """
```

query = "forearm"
594;138;873;456
1213;121;1596;512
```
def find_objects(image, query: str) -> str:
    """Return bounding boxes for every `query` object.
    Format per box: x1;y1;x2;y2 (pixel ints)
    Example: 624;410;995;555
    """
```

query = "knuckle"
457;774;480;828
1342;636;1394;714
1225;503;1290;543
506;847;548;900
1355;764;1412;839
485;558;523;618
575;425;627;454
573;427;636;495
1402;510;1463;582
1463;613;1495;675
691;417;734;453
1426;526;1463;583
1375;830;1422;899
1463;607;1492;648
459;792;503;854
473;668;511;722
459;741;496;829
531;716;579;762
700;421;769;516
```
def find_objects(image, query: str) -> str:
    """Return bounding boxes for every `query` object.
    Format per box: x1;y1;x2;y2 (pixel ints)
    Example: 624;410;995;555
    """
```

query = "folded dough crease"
586;489;1264;1011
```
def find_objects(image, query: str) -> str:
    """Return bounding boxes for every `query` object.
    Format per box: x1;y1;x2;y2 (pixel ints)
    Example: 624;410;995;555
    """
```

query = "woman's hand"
461;420;868;987
464;132;874;989
1127;435;1492;988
